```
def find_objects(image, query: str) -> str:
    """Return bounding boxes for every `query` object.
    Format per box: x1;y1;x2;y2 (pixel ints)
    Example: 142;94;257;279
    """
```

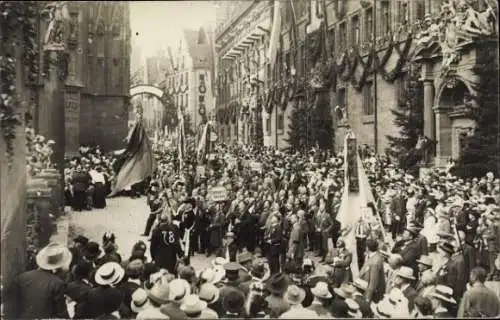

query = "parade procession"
1;0;500;319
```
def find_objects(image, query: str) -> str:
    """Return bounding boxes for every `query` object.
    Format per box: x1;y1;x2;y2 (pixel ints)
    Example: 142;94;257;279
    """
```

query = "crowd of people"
11;140;500;318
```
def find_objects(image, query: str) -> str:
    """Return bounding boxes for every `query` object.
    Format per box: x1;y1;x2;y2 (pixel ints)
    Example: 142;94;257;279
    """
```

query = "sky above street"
130;1;217;57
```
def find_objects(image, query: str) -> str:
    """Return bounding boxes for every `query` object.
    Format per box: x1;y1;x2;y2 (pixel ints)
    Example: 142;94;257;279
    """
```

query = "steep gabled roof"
183;28;213;69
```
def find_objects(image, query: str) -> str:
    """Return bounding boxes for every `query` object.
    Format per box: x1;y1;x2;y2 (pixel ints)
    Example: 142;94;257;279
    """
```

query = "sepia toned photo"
1;0;499;318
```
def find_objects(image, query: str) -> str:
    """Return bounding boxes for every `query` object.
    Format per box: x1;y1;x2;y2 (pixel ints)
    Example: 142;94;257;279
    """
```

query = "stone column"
434;107;452;167
423;80;435;162
43;46;68;202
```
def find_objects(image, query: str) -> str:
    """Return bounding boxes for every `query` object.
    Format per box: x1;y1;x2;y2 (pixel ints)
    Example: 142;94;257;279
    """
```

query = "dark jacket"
358;252;386;303
74;286;123;319
66;279;92;303
13;269;69;319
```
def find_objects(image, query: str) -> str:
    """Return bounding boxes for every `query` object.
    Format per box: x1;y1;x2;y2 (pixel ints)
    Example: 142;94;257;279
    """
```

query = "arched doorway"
129;84;177;140
435;79;477;162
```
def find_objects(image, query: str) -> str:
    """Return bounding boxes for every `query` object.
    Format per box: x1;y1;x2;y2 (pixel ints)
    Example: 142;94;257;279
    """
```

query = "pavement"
52;196;329;274
52;196;214;271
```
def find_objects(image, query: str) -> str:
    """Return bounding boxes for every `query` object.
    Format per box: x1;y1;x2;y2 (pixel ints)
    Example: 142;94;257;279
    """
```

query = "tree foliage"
452;65;500;178
386;66;424;168
286;91;333;151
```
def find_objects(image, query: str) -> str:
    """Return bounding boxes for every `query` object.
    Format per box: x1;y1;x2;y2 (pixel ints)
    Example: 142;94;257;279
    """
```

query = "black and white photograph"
1;0;499;319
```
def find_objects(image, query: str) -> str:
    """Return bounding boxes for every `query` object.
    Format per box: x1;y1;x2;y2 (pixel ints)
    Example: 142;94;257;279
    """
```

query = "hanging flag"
267;0;282;73
178;112;186;171
109;120;156;197
197;122;209;163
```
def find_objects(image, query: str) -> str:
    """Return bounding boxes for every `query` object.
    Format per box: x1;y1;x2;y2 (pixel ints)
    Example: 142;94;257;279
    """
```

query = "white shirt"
89;170;106;184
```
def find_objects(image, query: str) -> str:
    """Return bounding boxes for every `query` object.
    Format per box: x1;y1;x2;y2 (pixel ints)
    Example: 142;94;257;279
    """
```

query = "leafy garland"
0;2;38;160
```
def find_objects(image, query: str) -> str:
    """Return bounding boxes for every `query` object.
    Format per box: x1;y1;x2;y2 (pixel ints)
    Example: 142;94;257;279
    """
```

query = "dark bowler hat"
73;235;89;246
265;272;289;295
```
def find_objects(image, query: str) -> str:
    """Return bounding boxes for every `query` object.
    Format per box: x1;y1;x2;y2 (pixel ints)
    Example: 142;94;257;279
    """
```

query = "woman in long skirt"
92;167;107;208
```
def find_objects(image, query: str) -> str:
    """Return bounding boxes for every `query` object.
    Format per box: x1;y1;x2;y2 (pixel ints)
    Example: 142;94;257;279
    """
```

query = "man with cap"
218;262;245;306
416;255;435;294
159;278;191;319
12;242;71;318
351;278;372;317
237;251;253;285
396;225;422;278
393;266;418;310
150;213;183;274
280;285;317;318
435;240;464;304
428;285;456;318
69;235;89;270
118;259;144;318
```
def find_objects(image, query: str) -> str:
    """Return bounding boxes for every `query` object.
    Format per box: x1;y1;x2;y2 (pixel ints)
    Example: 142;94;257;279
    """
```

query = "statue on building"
42;2;69;48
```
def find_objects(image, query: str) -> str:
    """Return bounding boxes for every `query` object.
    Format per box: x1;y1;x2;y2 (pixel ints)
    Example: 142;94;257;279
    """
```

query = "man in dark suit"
12;243;70;319
71;165;92;211
358;238;386;303
435;241;466;306
150;213;183;274
397;226;423;279
66;260;93;312
389;187;407;240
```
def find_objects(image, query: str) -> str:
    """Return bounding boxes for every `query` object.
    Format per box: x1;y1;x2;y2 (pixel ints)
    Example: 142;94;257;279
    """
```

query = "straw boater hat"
352;278;368;292
130;288;151;313
211;257;228;268
333;283;356;299
94;262;125;286
198;283;220;305
429;285;456;304
395;266;416;281
36;242;72;271
311;281;332;299
417;255;433;268
147;280;170;305
168;279;191;304
345;298;362;318
371;299;395;318
284;285;306;305
180;294;207;314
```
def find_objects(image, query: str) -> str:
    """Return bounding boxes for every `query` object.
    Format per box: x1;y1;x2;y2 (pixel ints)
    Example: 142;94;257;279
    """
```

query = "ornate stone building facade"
163;28;215;133
214;0;498;165
29;2;131;153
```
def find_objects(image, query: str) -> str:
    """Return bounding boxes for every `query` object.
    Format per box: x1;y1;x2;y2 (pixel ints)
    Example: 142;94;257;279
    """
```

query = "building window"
277;113;284;132
351;15;360;47
338;21;347;50
199;74;205;82
416;0;425;21
363;81;374;115
381;0;391;35
328;28;335;55
180;94;184;107
199;95;205;103
185;94;188;107
185;72;188;86
336;87;347;120
364;7;373;42
234;124;237;136
266;118;271;136
397;0;408;25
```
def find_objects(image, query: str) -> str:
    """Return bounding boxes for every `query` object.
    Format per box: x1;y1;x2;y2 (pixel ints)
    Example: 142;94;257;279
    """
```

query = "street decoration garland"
0;2;39;160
